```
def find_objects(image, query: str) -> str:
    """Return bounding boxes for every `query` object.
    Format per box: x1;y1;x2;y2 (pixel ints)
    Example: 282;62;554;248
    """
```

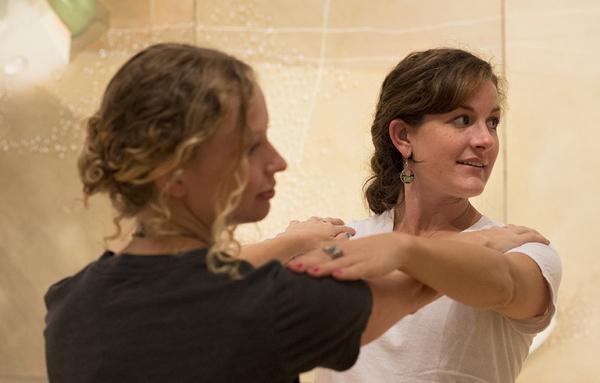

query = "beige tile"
150;0;195;25
196;0;324;28
101;0;151;28
328;0;501;29
506;1;600;381
196;30;322;64
0;0;511;377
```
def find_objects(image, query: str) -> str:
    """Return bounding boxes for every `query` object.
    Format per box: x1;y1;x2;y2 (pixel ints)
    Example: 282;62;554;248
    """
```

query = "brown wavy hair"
364;48;504;214
78;43;255;278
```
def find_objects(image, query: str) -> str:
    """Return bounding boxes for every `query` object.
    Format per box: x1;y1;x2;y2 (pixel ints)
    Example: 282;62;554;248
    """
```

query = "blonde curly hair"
78;43;255;278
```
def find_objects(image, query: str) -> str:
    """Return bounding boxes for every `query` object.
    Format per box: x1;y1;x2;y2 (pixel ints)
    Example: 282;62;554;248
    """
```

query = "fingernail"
333;269;344;277
309;267;320;274
293;262;304;270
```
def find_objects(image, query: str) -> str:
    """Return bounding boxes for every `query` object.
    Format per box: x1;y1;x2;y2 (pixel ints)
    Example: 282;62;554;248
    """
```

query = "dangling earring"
400;157;414;184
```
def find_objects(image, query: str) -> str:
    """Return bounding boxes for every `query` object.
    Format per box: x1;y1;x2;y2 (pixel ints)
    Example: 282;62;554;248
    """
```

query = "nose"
266;142;287;174
471;121;497;151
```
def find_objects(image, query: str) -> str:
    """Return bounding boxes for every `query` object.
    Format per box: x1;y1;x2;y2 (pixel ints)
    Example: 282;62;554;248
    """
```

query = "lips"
258;189;275;199
457;160;485;168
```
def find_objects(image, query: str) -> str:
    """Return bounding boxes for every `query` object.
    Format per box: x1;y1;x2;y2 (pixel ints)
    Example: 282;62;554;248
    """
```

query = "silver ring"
322;245;343;260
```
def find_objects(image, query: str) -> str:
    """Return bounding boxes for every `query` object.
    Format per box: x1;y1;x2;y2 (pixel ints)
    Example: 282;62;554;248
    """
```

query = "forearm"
361;271;439;345
398;235;515;310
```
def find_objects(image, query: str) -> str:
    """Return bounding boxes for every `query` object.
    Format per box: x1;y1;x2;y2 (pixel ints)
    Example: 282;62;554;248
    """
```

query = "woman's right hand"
241;217;355;267
278;216;356;243
449;225;549;253
275;217;355;263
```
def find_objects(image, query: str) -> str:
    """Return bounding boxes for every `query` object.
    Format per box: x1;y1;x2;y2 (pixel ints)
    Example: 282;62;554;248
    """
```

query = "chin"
230;205;271;225
463;185;487;197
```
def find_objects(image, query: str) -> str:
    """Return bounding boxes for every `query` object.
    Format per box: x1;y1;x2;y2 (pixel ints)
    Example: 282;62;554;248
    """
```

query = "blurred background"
1;0;598;381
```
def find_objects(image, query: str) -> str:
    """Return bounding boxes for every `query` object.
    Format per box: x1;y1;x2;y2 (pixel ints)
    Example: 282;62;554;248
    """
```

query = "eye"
487;117;500;130
247;141;261;155
452;115;471;127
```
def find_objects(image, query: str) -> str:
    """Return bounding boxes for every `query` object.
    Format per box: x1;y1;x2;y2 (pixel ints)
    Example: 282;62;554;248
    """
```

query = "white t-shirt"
316;210;562;383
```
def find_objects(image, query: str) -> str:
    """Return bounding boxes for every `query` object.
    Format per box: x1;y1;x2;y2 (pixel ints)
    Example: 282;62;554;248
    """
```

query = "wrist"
278;232;319;259
390;232;414;271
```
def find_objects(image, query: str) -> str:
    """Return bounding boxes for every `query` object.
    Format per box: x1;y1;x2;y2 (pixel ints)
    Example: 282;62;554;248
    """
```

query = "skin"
391;80;550;319
121;80;549;348
119;82;437;346
121;85;287;255
289;80;552;321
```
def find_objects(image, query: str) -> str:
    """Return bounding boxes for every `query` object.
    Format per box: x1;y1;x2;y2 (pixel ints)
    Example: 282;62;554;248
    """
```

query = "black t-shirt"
44;248;372;382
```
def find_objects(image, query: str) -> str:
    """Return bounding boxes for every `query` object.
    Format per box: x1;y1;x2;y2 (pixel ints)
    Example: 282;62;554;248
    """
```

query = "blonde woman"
44;44;548;383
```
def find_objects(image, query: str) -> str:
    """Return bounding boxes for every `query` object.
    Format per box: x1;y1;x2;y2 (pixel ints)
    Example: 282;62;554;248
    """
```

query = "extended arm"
240;217;355;267
289;227;553;320
361;272;440;345
394;235;550;319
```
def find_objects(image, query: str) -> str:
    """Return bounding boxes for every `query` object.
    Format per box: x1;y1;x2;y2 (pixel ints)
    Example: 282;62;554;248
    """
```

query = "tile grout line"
300;0;331;158
501;0;508;223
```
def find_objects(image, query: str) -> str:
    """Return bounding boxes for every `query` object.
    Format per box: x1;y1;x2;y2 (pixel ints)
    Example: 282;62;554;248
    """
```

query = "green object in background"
49;0;97;37
0;0;8;21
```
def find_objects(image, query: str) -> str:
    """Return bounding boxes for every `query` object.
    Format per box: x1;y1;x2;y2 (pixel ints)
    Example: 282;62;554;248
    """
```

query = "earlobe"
388;119;412;158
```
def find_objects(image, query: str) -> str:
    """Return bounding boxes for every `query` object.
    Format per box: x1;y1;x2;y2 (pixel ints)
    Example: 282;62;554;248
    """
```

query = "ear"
388;119;412;158
155;172;187;199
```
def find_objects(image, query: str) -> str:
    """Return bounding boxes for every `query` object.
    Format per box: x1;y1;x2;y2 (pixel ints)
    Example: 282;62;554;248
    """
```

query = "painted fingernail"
293;262;304;270
309;267;320;274
332;269;344;277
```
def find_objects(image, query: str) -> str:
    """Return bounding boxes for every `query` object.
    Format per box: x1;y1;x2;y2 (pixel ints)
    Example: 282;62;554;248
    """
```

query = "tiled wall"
1;1;597;381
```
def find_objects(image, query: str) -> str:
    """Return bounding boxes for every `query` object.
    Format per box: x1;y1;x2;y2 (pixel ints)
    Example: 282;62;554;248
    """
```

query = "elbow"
488;269;517;310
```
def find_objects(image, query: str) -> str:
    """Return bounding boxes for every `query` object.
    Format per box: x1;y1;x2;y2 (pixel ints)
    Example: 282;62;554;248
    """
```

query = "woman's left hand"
287;233;408;280
447;225;549;253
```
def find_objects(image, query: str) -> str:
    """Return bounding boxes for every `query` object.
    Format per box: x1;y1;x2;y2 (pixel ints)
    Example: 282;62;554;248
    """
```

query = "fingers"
323;217;345;225
307;256;374;281
520;231;550;245
287;244;359;277
286;250;331;274
334;231;353;241
333;225;356;238
297;216;355;238
506;224;550;245
305;255;356;278
308;216;345;225
506;224;531;234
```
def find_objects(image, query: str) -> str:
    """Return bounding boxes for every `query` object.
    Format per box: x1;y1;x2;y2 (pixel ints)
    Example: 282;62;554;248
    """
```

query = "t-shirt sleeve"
269;264;372;376
505;242;562;334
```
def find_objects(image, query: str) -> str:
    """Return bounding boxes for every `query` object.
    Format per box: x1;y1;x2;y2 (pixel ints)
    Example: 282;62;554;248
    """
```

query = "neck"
393;189;481;236
120;234;210;256
119;217;212;256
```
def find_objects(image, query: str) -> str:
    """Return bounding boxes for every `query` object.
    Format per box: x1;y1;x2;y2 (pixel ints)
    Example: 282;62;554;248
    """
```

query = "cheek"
490;139;500;163
243;165;262;193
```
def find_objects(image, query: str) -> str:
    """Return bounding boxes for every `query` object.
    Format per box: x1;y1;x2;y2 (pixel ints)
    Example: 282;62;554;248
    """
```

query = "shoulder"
246;261;372;336
247;261;371;311
44;258;101;309
467;216;562;299
243;261;372;374
348;209;394;238
508;242;562;293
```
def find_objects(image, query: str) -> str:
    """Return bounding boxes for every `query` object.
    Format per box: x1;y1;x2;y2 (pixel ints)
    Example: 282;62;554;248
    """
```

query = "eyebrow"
458;105;501;113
